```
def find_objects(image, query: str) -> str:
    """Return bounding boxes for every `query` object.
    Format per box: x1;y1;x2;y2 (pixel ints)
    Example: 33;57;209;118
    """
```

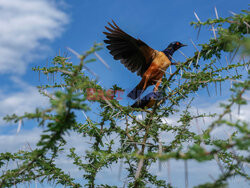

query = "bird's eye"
176;42;180;45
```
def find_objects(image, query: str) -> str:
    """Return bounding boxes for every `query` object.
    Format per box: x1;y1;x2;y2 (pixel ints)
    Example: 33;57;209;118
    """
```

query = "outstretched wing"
103;21;157;77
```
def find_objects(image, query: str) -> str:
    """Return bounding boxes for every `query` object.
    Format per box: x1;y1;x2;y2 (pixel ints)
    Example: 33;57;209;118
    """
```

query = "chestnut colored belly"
143;52;171;85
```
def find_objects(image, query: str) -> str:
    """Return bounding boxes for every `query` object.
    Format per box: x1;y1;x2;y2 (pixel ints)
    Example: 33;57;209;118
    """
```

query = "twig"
135;158;144;179
214;154;224;174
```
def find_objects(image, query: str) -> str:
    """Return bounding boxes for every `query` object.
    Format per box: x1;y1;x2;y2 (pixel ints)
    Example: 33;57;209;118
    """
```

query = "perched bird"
131;91;162;109
103;21;186;100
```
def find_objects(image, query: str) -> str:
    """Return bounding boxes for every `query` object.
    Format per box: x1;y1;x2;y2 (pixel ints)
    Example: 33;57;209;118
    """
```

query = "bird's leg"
153;78;162;92
134;75;150;99
142;75;150;91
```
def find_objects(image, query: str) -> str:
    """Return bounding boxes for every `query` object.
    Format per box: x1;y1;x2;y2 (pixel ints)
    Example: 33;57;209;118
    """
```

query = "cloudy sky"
0;0;249;187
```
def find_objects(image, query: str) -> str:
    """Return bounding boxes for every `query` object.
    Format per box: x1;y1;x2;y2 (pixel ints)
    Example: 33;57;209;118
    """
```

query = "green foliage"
0;10;249;188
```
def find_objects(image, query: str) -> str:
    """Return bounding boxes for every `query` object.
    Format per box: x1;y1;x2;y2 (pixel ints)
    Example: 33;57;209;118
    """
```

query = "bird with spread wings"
103;21;186;101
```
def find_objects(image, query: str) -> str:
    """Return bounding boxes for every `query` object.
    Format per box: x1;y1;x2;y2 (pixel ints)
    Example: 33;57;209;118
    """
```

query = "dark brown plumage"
103;20;156;77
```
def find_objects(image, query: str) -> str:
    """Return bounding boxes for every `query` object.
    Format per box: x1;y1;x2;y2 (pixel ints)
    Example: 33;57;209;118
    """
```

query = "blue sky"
0;0;249;187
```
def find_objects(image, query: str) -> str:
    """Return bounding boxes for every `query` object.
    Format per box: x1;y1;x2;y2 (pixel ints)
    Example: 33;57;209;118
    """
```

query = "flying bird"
103;21;186;100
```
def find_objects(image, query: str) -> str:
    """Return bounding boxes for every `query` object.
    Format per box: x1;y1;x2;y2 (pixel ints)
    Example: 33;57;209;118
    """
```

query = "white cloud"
0;77;49;125
190;94;250;138
0;0;69;74
160;93;250;142
0;127;42;152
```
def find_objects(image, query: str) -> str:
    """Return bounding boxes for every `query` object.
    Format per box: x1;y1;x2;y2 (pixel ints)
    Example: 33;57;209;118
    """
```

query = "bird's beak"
181;44;187;47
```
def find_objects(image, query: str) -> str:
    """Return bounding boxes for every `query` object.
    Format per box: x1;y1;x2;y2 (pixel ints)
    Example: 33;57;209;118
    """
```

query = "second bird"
103;21;186;100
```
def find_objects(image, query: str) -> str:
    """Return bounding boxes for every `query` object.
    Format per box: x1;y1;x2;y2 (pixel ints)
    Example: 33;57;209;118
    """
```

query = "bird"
103;20;187;100
131;91;162;109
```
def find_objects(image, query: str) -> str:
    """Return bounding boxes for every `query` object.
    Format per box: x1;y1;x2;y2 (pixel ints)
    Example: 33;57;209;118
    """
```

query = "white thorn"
66;47;81;59
194;12;201;22
17;119;22;133
214;7;219;19
178;50;188;59
61;85;64;91
196;52;200;66
188;60;193;68
243;21;250;28
82;111;88;119
190;38;199;51
211;25;217;39
94;52;111;70
229;11;237;16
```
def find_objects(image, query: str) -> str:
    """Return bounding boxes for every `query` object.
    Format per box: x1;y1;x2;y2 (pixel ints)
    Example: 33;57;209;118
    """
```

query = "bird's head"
163;41;187;60
167;41;187;51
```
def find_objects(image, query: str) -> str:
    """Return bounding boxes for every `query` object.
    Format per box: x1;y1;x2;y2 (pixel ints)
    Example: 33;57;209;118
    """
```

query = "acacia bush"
0;9;249;188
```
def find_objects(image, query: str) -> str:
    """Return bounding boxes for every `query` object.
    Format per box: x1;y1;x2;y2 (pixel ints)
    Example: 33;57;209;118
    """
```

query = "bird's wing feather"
103;20;157;77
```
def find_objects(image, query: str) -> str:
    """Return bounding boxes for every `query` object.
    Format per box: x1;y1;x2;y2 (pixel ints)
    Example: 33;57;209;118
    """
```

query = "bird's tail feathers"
127;87;144;100
127;80;145;100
